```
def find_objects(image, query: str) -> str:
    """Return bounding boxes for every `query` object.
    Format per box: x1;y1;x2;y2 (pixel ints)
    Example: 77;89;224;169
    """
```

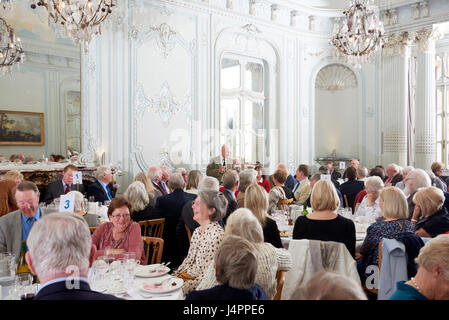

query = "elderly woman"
67;190;100;227
404;169;431;219
197;208;292;299
431;161;448;190
186;235;267;300
390;234;449;300
91;197;145;264
354;176;385;222
356;187;415;281
236;169;257;208
185;170;203;195
173;190;228;295
133;172;162;207
124;181;156;222
427;170;447;193
245;184;283;248
293;180;356;257
411;186;449;238
268;186;287;214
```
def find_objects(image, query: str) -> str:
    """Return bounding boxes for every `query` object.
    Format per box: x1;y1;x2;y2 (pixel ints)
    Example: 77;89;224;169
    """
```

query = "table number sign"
73;171;83;185
59;194;75;213
320;174;331;181
339;162;346;170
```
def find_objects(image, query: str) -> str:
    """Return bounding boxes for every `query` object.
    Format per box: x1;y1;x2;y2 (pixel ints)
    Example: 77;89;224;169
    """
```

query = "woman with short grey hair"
173;190;228;295
197;208;292;299
124;181;156;222
66;190;100;227
354;176;384;221
236;169;257;207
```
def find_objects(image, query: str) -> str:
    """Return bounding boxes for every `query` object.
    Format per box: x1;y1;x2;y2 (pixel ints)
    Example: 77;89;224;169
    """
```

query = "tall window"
220;53;267;164
436;52;449;165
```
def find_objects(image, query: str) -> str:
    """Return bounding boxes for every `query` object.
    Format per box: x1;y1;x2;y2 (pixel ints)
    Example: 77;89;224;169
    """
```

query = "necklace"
410;277;421;292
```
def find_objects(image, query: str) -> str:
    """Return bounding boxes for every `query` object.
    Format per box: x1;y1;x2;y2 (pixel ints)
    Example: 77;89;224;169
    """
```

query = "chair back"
147;218;165;238
142;236;164;265
363;241;383;296
185;224;192;243
343;194;349;208
138;220;148;236
274;270;285;300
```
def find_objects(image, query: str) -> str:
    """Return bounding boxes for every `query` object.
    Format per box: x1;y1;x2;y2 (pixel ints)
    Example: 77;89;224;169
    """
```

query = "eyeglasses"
111;213;130;219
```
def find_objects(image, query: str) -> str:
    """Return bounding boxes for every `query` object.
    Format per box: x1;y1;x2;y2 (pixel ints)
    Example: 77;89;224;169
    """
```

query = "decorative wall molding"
383;134;408;153
315;64;357;92
382;32;414;56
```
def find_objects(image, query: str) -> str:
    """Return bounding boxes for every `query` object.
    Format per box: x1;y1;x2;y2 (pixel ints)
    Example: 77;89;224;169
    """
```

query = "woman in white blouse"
354;176;384;222
173;190;228;295
196;208;292;299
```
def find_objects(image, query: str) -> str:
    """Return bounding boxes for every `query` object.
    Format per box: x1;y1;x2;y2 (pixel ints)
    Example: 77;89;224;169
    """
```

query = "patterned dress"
173;221;224;295
357;219;414;279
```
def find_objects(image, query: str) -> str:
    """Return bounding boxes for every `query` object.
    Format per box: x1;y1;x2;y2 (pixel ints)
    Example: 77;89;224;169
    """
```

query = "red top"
92;221;146;264
258;179;271;193
354;189;367;208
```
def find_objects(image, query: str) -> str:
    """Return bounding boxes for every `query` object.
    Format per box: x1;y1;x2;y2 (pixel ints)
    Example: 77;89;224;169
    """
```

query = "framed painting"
0;110;45;145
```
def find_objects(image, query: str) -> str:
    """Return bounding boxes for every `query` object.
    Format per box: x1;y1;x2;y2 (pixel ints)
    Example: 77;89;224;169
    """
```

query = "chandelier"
0;17;25;76
29;0;115;48
330;0;384;68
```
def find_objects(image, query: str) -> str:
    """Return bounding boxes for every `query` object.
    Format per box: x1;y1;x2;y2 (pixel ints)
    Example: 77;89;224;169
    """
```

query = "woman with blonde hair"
356;186;415;282
196;208;292;299
185;170;203;195
245;184;282;248
412;186;449;238
293;180;356;257
0;170;24;216
134;172;162;206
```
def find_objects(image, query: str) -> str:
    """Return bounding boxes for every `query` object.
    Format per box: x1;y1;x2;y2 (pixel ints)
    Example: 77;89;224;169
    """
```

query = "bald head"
221;144;230;159
277;163;288;173
351;159;359;169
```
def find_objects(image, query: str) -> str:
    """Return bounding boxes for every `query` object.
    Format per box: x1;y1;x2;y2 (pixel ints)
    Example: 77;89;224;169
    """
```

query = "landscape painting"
0;110;44;145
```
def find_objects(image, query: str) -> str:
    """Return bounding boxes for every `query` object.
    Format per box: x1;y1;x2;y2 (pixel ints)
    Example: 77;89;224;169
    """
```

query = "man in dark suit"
87;165;114;203
339;166;365;210
385;163;404;187
42;164;85;204
155;173;196;269
276;163;296;192
326;162;342;181
221;170;239;224
148;166;166;195
159;165;172;195
25;212;121;300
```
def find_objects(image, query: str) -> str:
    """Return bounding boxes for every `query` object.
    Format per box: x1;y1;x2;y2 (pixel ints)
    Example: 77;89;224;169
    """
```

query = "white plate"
139;277;183;294
135;264;170;278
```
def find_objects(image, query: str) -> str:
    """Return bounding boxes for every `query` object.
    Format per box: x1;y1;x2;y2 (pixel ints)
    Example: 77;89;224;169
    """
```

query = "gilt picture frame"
0;110;45;145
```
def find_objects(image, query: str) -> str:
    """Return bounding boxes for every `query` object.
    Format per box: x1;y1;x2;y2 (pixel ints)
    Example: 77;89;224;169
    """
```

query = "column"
381;33;413;167
414;28;439;169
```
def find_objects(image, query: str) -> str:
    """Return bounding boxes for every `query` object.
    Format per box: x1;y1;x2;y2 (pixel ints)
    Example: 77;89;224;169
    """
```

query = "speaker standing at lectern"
206;144;234;182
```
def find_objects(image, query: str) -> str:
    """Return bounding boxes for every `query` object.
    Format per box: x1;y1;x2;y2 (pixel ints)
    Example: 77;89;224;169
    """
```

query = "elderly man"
155;173;196;268
395;166;414;190
0;181;50;262
385;163;403;187
404;169;431;219
42;164;84;204
276;163;296;191
25;213;121;300
206;144;233;182
86;165;114;203
159;165;172;195
292;164;311;205
343;158;360;179
176;168;188;185
148;166;165;195
326;162;342;181
221;170;239;224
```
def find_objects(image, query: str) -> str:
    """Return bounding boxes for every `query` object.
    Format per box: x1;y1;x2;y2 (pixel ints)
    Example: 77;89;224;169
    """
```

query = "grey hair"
168;173;185;190
198;176;219;192
290;270;367;300
357;166;368;178
238;169;257;192
364;176;384;195
222;170;239;190
148;167;162;181
225;208;264;243
95;165;111;179
124;181;149;212
407;169;431;192
27;213;91;279
214;235;258;290
268;186;286;214
67;191;85;212
388;163;399;172
198;190;228;222
318;166;329;174
415;234;449;281
403;166;415;176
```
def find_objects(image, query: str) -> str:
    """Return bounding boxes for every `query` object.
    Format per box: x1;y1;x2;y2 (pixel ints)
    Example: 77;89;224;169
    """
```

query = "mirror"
0;3;81;162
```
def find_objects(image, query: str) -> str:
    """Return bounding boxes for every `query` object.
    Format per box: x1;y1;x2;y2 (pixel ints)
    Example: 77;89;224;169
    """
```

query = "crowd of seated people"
1;153;449;301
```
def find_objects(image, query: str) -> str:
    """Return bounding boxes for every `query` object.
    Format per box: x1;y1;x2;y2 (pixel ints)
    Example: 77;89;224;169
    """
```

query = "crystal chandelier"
29;0;115;48
0;17;25;76
330;0;384;68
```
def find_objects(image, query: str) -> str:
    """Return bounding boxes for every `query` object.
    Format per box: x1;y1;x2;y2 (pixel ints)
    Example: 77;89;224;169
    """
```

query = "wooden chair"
142;236;164;265
89;227;97;235
274;270;285;300
147;218;165;238
363;241;383;296
343;194;349;208
138;220;148;236
185;224;192;243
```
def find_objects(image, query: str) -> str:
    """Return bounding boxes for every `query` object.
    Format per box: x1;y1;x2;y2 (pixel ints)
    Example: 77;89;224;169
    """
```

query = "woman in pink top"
92;197;145;264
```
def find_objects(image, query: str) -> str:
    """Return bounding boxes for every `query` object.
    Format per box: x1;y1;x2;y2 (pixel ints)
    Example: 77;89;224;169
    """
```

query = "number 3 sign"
59;194;75;213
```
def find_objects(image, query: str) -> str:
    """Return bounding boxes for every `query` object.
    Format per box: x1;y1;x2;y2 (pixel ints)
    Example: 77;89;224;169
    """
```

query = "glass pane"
436;55;442;81
243;100;264;163
437;88;443;114
221;58;241;90
221;99;241;160
437;115;443;141
437;143;442;163
245;62;264;93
